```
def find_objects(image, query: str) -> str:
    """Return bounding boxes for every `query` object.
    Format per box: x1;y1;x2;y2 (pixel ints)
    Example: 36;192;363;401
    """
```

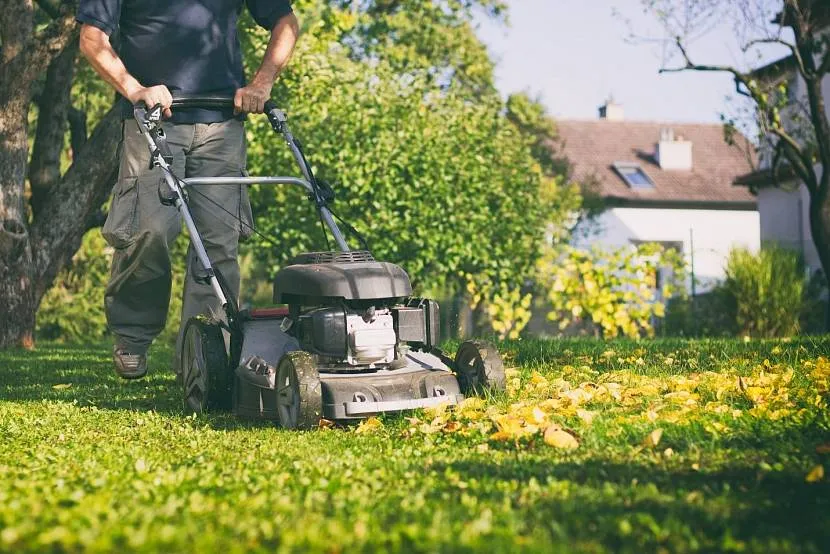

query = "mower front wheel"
181;317;231;413
454;340;506;395
275;351;323;430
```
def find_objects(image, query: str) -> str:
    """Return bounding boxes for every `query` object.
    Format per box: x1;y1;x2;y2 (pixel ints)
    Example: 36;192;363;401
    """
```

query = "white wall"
758;183;821;271
573;207;761;292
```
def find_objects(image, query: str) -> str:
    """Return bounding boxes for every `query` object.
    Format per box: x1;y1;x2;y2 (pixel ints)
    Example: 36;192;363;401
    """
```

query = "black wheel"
275;351;323;430
454;340;506;395
181;317;231;413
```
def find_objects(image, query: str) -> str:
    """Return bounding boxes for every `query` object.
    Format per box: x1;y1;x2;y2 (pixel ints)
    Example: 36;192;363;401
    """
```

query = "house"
556;100;761;292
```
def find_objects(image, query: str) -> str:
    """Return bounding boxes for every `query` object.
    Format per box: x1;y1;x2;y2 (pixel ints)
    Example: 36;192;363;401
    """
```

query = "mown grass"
1;338;829;553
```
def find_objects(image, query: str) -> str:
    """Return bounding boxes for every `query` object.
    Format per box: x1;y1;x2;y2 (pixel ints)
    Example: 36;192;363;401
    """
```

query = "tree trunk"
808;187;830;325
0;1;37;348
0;0;119;348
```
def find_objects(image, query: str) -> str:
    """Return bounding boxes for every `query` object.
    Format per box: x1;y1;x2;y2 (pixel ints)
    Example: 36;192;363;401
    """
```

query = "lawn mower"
133;95;506;429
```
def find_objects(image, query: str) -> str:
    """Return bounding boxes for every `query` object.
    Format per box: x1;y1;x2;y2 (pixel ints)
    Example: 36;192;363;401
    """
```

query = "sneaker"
113;345;147;380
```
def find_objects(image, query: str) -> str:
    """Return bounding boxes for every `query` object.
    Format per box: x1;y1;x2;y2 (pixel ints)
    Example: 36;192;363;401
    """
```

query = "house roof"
554;119;758;210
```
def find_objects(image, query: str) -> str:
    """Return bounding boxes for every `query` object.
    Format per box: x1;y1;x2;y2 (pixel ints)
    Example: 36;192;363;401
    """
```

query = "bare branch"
743;37;809;77
659;37;751;83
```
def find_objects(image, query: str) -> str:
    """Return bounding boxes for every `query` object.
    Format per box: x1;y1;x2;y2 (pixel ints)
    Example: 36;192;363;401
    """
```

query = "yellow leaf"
355;417;383;434
543;426;579;449
52;383;72;390
806;465;825;483
489;430;511;442
531;407;547;424
576;409;596;424
643;428;663;448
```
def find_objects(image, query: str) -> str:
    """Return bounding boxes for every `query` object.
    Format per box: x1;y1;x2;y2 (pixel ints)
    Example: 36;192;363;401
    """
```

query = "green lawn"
1;338;829;553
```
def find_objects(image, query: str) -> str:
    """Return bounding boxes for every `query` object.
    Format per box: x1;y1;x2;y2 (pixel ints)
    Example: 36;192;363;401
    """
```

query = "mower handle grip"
160;94;279;113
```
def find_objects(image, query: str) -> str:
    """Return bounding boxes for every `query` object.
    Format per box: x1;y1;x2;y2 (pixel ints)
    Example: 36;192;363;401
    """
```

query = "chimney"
656;127;693;170
598;97;624;121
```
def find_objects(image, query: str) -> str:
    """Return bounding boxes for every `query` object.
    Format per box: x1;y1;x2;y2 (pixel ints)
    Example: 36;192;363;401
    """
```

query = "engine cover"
273;251;412;304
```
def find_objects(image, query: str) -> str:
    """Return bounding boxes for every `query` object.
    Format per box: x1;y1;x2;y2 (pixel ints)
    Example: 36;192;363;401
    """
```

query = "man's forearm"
79;25;143;101
250;13;300;88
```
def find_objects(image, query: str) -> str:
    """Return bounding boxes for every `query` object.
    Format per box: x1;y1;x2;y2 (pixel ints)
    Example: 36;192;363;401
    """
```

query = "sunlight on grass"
0;338;829;553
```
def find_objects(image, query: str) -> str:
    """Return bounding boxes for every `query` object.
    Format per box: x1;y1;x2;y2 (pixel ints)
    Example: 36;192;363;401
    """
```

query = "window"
613;162;655;189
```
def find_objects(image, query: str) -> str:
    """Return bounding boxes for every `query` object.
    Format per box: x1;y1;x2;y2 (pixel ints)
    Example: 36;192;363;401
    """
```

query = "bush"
718;245;806;338
537;243;686;339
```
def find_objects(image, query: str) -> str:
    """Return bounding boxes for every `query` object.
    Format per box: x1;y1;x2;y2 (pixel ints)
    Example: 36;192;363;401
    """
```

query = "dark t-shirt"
77;0;293;123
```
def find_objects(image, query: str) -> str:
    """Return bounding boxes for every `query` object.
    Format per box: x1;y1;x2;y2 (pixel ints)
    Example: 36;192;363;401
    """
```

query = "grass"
1;337;830;553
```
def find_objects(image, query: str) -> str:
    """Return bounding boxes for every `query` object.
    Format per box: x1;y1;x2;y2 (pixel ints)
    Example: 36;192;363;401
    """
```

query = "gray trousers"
103;118;252;361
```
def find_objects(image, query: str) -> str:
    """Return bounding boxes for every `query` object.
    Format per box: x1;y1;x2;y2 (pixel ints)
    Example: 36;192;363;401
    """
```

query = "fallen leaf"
355;417;383;434
531;407;547;424
489;430;511;442
816;444;830;454
543;426;579;450
643;428;663;448
134;459;147;473
443;421;462;433
806;465;825;483
576;409;596;424
318;419;335;429
52;383;71;390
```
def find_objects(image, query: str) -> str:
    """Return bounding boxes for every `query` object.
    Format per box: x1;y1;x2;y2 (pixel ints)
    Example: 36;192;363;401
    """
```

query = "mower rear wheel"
275;351;322;430
454;340;506;395
181;317;231;413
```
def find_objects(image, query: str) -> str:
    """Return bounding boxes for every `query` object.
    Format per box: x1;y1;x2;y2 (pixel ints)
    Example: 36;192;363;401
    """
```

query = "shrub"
538;243;686;339
718;246;807;338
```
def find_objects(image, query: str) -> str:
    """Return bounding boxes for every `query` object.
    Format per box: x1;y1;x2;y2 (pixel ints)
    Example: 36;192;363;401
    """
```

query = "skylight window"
613;163;655;189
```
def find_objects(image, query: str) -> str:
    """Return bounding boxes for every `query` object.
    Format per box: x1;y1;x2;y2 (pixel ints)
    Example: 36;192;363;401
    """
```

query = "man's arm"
234;13;300;115
79;24;173;117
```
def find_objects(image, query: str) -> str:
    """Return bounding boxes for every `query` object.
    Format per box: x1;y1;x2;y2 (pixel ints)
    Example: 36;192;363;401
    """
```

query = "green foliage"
718;245;807;338
1;338;829;552
241;2;574;302
538;243;686;339
36;231;111;342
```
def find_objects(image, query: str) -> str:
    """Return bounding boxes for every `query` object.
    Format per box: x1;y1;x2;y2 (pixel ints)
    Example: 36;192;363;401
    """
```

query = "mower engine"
297;306;397;366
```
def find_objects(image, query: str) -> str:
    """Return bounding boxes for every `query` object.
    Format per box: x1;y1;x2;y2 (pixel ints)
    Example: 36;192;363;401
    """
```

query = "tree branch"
743;37;809;77
35;0;62;19
770;126;817;193
30;106;121;301
28;3;77;83
659;37;750;84
28;41;78;218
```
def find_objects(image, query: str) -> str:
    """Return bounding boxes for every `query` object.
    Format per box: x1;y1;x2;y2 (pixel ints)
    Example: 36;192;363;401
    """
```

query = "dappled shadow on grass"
0;343;310;431
0;343;182;414
435;456;830;552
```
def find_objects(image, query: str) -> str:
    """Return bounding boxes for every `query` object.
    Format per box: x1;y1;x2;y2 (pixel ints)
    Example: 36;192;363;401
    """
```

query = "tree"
640;0;830;294
240;1;577;336
0;0;119;348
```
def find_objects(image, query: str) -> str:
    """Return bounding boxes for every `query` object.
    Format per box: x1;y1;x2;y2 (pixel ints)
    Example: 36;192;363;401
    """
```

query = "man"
77;0;299;379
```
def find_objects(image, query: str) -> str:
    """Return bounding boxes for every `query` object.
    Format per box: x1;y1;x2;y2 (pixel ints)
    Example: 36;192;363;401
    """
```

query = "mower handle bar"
132;94;350;252
160;94;278;112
